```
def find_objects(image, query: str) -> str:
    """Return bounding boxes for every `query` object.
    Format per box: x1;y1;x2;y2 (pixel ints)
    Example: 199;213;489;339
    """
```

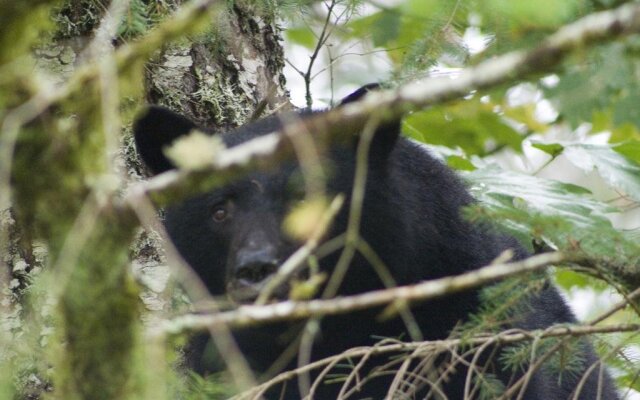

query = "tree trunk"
145;3;291;131
1;0;289;398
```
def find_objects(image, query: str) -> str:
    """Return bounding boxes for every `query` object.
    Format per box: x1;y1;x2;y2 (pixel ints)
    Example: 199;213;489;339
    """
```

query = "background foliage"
1;0;639;399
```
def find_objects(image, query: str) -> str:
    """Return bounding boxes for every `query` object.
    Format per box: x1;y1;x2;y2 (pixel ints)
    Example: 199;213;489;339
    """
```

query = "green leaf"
371;11;401;47
346;2;468;72
462;166;640;262
544;42;640;127
609;122;640;143
591;110;612;133
348;12;391;46
483;0;581;27
531;142;564;158
446;155;476;171
563;143;640;202
469;0;587;57
285;27;316;49
116;0;149;38
554;270;593;290
465;165;614;230
403;98;523;156
613;140;640;165
402;0;453;19
503;105;551;133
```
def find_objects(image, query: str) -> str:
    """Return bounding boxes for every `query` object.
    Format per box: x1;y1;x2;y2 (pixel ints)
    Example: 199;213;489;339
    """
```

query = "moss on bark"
55;210;142;400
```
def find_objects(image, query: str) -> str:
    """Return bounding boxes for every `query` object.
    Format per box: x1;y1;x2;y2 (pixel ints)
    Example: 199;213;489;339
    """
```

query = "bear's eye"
212;208;227;222
210;201;233;223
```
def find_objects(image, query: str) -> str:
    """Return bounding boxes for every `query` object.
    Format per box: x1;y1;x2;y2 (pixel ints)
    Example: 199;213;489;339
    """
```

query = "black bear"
133;86;619;399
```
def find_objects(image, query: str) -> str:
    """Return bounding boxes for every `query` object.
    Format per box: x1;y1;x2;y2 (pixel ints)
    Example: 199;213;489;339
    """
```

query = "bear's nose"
235;260;278;284
233;248;279;284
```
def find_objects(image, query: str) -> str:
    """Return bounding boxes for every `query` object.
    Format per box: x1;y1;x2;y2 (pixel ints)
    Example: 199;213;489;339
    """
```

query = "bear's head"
133;86;402;303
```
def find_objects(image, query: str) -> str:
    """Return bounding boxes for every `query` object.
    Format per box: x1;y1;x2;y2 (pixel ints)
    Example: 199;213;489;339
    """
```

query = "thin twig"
304;0;338;108
230;323;640;399
256;195;344;304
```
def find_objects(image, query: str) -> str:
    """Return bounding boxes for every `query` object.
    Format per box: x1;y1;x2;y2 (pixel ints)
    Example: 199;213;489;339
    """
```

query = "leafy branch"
125;1;640;210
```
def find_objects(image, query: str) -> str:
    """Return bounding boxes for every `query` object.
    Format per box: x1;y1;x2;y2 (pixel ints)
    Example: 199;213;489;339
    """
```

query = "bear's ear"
133;106;199;175
339;83;382;105
339;84;401;162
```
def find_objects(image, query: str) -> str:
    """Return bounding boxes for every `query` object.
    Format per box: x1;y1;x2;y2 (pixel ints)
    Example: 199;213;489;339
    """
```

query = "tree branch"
156;251;572;334
231;322;640;400
123;2;640;210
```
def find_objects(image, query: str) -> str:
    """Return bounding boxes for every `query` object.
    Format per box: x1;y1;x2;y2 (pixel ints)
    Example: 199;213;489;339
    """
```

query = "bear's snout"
235;259;278;284
226;246;280;303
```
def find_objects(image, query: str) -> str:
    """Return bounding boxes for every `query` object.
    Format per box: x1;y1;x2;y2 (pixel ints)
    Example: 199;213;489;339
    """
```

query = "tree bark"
145;2;291;131
1;0;290;399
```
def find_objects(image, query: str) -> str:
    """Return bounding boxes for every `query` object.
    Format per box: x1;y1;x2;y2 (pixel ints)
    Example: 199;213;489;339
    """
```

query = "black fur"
133;89;619;399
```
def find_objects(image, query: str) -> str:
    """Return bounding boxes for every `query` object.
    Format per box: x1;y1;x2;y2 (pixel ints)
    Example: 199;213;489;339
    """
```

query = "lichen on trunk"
3;0;291;398
146;1;291;131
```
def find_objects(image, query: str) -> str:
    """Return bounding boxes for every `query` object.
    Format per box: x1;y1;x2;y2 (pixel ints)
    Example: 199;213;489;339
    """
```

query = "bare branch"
303;0;338;108
231;322;640;400
156;251;571;334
